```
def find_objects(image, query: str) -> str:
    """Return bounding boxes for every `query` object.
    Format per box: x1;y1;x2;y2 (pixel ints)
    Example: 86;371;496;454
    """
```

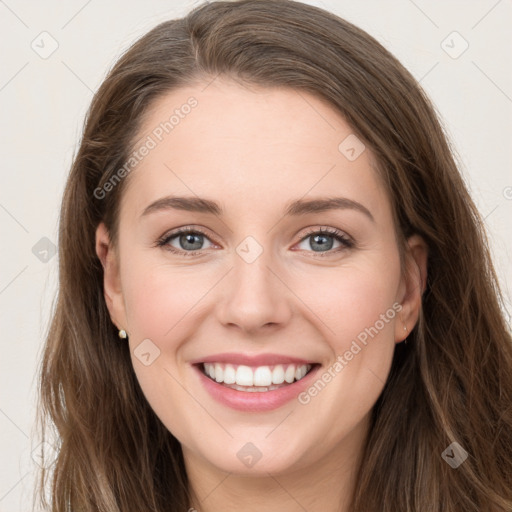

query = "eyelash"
155;226;354;258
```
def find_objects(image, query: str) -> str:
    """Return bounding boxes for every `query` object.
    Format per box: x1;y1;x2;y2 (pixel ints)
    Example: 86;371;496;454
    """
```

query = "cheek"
296;258;401;352
333;273;399;346
121;255;204;341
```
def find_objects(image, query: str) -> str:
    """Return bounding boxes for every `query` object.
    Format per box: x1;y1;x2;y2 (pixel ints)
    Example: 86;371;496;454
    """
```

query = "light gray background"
1;0;511;510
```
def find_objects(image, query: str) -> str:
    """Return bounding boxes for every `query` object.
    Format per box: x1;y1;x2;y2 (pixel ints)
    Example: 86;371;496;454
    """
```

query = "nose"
216;247;293;335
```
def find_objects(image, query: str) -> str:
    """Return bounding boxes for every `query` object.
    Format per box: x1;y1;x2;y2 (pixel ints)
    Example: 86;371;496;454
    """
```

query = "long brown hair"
34;0;512;510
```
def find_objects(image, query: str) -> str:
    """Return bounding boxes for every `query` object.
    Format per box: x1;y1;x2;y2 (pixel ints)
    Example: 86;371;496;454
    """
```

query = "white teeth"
202;362;313;388
236;365;253;386
272;365;285;384
284;365;296;383
223;364;236;384
253;366;272;386
214;363;223;383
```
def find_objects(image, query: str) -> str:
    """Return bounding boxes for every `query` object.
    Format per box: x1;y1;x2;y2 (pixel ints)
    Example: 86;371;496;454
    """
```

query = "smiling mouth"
197;362;318;392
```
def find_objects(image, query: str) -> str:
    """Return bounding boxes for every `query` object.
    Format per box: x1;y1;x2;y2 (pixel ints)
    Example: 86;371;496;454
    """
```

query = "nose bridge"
216;233;291;332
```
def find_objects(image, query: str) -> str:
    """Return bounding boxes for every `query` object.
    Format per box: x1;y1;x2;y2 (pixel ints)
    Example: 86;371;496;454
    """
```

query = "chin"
191;435;310;476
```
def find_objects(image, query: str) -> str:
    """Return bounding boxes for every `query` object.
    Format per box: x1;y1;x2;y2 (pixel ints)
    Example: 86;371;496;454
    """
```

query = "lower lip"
193;364;321;412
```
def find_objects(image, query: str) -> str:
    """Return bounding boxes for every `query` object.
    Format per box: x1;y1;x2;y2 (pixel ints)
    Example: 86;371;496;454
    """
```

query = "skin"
95;77;428;512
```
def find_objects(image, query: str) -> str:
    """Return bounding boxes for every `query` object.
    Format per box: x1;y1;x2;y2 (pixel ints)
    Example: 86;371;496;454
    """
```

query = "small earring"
403;324;408;344
118;329;127;339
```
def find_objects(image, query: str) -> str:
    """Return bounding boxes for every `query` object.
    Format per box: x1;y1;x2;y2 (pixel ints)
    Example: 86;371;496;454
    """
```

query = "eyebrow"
141;195;375;222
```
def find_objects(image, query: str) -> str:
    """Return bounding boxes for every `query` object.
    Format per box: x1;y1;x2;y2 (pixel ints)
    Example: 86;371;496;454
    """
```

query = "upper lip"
190;353;318;367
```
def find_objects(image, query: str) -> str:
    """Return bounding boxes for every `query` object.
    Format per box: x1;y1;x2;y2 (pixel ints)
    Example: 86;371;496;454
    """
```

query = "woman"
35;0;512;510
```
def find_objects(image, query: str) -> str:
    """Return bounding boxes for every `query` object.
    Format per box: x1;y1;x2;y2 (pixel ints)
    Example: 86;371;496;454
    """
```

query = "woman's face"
96;77;426;477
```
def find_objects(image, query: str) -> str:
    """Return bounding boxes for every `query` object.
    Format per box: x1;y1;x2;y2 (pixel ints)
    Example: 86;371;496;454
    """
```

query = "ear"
395;234;428;343
95;222;128;333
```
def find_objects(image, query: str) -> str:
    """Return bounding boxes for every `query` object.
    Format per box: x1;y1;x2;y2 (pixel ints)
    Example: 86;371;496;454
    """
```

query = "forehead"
120;78;390;223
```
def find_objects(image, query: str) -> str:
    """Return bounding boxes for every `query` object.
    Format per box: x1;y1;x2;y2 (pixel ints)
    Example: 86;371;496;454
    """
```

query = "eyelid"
155;225;218;254
298;225;353;244
156;225;354;256
293;226;354;256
